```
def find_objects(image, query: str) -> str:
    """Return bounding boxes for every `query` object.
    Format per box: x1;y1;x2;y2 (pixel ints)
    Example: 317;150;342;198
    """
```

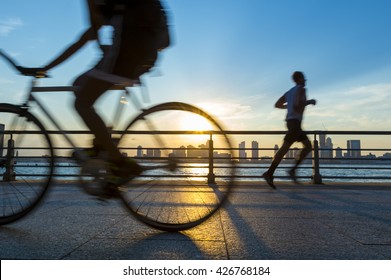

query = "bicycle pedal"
106;175;130;186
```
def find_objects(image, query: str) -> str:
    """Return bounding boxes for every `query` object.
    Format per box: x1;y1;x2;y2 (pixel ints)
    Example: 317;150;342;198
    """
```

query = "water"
7;160;391;183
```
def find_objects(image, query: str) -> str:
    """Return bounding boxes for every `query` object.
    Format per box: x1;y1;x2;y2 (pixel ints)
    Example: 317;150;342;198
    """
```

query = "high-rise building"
146;148;154;158
0;124;4;157
287;147;299;159
239;141;247;162
347;140;361;158
325;137;333;158
251;141;259;161
335;147;343;158
153;149;161;158
318;134;334;159
136;145;143;158
319;134;326;150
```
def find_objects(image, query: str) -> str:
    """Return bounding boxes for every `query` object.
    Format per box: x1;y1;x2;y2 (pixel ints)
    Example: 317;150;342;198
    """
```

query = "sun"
179;114;214;131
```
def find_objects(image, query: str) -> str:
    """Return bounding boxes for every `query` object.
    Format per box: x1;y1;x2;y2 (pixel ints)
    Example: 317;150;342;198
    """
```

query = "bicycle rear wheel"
0;103;54;225
117;102;236;231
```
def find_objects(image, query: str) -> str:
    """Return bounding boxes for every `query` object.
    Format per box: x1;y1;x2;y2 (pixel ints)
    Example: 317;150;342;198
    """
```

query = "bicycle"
0;49;236;231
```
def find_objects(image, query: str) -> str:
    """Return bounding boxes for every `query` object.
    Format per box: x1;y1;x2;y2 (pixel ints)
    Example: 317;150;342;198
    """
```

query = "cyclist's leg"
73;72;123;164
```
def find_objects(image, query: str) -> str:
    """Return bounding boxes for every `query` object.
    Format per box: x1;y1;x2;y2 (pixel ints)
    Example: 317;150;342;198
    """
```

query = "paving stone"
0;181;390;260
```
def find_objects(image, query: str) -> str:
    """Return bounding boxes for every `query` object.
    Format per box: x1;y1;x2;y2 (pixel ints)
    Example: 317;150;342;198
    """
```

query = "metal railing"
2;130;391;183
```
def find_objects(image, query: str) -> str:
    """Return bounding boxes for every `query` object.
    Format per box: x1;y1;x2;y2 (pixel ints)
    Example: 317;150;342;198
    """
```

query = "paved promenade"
0;180;390;260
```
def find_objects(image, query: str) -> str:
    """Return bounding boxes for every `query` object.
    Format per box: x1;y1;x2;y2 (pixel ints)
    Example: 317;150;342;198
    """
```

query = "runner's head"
292;71;306;86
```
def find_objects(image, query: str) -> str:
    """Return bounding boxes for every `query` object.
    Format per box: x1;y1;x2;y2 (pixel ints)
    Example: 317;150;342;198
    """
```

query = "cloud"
0;17;23;36
196;101;251;120
312;82;391;130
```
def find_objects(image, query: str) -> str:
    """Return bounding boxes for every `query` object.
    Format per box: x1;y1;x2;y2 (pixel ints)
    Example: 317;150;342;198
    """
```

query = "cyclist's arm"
44;28;96;71
97;14;124;72
87;0;105;36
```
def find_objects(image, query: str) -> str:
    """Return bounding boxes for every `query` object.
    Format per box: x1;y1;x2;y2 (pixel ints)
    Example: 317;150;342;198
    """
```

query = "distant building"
153;149;161;158
198;143;209;158
214;152;231;159
146;148;154;158
325;137;333;158
287;147;299;159
335;147;343;158
347;140;361;158
187;143;208;158
382;153;391;158
319;134;326;155
136;145;143;158
319;134;333;159
239;141;247;162
251;141;259;161
171;145;186;158
0;124;4;157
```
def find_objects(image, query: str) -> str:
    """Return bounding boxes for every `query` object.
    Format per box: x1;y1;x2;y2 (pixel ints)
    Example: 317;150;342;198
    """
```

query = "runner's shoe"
262;172;276;189
288;168;300;184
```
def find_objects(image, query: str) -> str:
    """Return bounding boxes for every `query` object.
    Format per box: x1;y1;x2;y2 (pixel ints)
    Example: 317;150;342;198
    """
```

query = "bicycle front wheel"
0;103;54;225
117;102;236;231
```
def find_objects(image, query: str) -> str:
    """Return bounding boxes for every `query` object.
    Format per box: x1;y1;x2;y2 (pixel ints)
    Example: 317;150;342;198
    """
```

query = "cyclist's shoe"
98;183;121;200
72;140;105;161
288;168;300;184
72;148;101;162
262;172;276;189
109;158;143;185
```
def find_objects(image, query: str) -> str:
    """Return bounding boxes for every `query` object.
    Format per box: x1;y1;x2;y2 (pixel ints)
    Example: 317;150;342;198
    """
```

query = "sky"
1;0;391;152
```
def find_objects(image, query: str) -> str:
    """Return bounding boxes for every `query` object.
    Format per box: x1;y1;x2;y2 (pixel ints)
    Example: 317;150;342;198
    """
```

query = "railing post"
312;133;322;184
3;136;16;182
208;133;215;184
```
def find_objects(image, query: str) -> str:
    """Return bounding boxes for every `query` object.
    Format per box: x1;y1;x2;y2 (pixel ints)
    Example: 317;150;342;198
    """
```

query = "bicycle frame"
0;49;145;153
22;77;143;153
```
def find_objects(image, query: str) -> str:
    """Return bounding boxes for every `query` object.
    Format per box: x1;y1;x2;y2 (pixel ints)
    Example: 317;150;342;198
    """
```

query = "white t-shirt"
284;85;305;121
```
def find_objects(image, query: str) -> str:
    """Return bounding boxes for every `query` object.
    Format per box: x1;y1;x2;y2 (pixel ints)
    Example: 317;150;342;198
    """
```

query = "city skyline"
235;138;391;160
132;136;391;161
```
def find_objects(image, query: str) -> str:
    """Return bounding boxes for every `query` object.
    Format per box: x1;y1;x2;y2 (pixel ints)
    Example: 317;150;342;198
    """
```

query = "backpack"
141;0;171;51
99;0;171;51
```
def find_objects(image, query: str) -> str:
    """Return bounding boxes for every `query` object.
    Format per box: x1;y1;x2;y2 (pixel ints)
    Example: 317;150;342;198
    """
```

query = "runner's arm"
294;87;316;113
275;94;287;109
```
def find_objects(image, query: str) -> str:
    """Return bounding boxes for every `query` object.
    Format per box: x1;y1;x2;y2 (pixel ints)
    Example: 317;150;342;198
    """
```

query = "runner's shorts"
284;119;309;144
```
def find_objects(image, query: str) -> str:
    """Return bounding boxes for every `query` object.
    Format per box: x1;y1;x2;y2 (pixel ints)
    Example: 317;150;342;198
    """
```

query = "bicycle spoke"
117;102;236;231
0;104;53;225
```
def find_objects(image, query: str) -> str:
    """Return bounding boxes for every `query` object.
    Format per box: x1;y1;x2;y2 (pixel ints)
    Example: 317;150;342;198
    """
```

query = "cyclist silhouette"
21;0;171;179
263;71;316;189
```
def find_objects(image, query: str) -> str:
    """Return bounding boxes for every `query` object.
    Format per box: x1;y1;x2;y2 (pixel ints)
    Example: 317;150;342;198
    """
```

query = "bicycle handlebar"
0;49;50;78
